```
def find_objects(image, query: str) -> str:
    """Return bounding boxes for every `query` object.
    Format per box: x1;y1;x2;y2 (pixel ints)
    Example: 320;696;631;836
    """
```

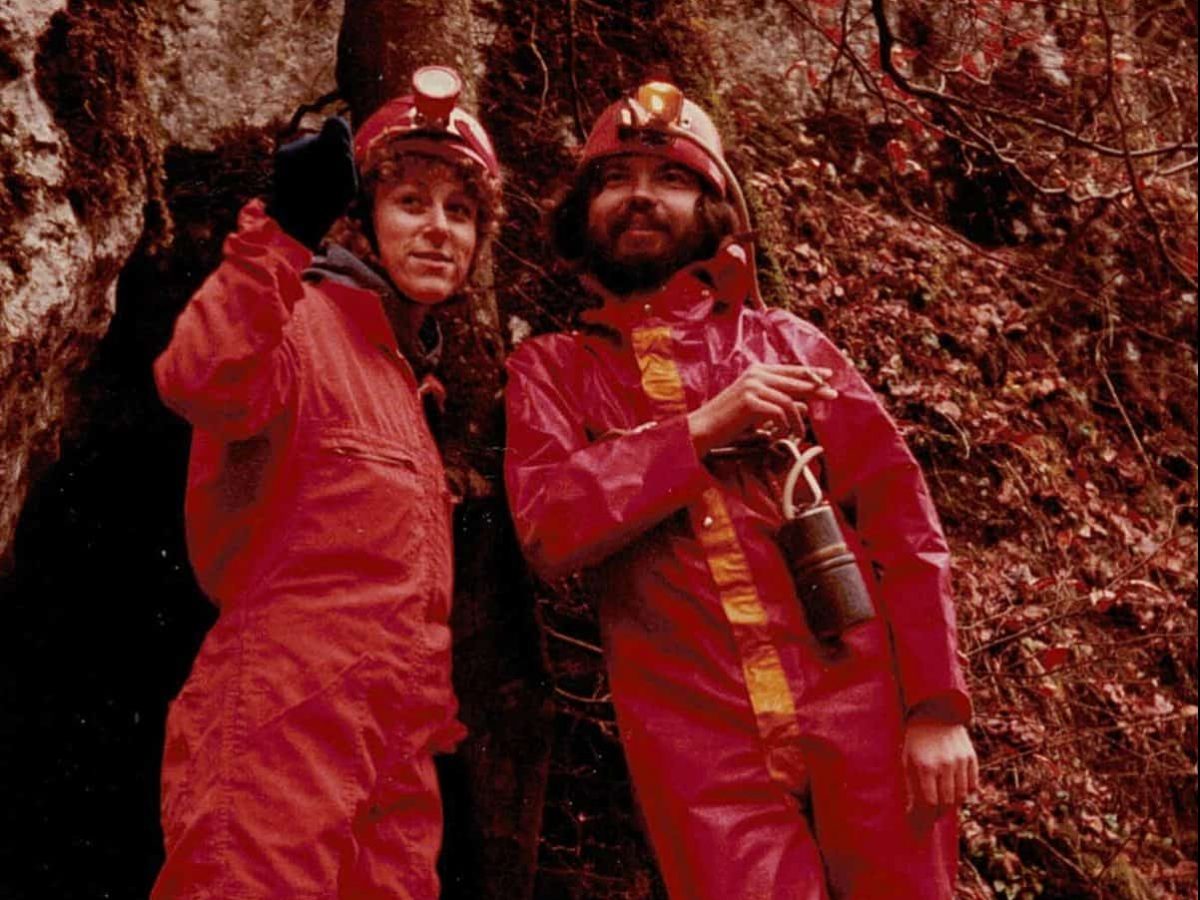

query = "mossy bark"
337;4;552;897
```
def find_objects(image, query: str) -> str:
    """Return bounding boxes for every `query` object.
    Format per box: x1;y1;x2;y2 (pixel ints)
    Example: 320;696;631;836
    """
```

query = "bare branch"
1097;0;1199;286
869;0;1197;160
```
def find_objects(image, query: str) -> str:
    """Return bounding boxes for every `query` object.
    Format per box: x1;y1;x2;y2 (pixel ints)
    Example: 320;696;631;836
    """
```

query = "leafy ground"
744;117;1198;897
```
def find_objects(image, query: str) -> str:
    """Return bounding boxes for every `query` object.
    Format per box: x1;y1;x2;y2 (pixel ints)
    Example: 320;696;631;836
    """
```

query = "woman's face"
372;161;479;305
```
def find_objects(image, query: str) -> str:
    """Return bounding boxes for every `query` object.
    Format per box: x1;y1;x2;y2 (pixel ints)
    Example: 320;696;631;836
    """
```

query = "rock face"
1;0;139;566
0;0;344;565
153;0;344;149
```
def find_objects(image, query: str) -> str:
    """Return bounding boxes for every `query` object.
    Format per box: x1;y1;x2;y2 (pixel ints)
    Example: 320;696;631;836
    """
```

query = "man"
504;83;977;898
153;67;501;898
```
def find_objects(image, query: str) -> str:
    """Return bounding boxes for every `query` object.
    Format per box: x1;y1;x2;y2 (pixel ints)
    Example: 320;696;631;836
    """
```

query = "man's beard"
584;200;710;296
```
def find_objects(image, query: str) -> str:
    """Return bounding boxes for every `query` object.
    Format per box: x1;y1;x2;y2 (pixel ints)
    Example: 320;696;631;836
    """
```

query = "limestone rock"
0;0;343;562
152;0;344;150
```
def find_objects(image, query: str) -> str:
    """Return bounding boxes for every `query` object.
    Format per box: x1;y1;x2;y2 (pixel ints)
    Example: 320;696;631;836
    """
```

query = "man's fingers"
752;366;833;386
947;742;981;806
935;761;956;808
752;364;834;381
906;751;956;811
746;388;806;433
951;740;979;805
904;759;918;812
705;364;837;447
751;369;838;401
948;758;967;807
904;723;979;815
917;764;939;809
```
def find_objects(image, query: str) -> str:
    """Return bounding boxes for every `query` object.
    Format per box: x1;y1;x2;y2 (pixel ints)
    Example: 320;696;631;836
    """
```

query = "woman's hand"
687;363;837;456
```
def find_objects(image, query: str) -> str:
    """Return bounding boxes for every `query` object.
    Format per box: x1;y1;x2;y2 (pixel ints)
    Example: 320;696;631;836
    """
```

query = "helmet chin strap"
619;94;766;310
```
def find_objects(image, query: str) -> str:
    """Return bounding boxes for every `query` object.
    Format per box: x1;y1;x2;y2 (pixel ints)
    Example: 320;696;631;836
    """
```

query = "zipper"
330;444;418;471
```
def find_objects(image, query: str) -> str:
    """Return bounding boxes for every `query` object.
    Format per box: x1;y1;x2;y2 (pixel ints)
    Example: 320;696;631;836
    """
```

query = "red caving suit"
504;244;970;899
152;201;462;899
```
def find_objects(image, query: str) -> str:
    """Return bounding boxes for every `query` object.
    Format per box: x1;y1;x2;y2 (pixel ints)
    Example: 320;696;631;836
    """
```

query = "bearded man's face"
584;154;710;295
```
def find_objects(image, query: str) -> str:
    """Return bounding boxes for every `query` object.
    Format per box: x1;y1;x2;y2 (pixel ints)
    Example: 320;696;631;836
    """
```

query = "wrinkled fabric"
152;200;462;899
504;244;968;898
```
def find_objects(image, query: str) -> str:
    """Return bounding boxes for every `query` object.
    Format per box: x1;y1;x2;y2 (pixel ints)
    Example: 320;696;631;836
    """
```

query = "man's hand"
265;116;359;251
687;363;838;456
902;720;979;813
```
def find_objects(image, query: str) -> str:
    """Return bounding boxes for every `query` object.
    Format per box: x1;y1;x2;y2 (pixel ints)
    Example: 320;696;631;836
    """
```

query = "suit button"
702;515;715;528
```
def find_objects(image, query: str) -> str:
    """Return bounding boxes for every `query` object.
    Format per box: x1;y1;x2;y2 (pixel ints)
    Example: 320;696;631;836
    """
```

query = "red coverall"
505;244;969;899
152;201;462;899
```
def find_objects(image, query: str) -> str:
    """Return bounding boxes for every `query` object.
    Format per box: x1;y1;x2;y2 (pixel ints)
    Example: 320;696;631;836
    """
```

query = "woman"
152;67;501;898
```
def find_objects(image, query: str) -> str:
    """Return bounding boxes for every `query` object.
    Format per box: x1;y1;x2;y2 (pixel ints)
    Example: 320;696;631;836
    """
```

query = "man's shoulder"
508;329;591;370
746;305;834;349
756;305;824;335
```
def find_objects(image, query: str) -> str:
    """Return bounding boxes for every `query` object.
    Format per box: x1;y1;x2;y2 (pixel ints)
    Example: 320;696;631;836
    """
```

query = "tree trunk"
338;4;552;897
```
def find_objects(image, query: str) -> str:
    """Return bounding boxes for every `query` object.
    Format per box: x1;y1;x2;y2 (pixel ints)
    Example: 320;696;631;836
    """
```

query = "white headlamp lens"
413;66;461;100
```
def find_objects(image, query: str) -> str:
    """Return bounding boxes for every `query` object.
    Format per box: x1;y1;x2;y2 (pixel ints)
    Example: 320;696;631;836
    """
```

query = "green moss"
33;0;162;232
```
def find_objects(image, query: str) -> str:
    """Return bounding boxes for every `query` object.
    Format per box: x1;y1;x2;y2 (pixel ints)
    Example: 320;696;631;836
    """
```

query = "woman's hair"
326;137;504;274
548;163;738;266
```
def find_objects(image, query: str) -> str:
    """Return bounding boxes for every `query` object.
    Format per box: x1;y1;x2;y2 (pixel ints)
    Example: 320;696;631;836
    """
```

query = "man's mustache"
608;200;670;239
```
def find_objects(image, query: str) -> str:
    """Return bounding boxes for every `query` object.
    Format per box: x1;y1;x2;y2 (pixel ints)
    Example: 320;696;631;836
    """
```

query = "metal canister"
773;441;875;644
776;502;875;643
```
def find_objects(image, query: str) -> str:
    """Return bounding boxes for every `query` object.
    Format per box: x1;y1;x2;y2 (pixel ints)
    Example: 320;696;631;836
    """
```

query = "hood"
306;245;444;373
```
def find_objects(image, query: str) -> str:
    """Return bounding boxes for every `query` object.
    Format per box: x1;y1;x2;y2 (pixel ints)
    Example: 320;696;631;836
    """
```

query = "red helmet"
579;82;727;196
354;66;501;180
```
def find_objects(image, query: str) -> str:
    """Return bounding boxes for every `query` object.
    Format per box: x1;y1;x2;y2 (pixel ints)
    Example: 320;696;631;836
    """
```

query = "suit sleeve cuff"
234;199;314;273
906;689;973;726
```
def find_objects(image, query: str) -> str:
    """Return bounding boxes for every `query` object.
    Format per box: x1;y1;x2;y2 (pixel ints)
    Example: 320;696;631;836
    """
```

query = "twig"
1095;347;1158;485
968;609;1084;656
1156;156;1198;178
527;9;551;124
541;622;604;656
1102;532;1181;591
981;709;1200;769
1096;0;1198;288
565;0;587;143
553;685;612;704
1030;834;1102;896
961;857;997;899
1093;813;1154;885
822;0;857;113
1005;630;1198;679
869;0;1197;161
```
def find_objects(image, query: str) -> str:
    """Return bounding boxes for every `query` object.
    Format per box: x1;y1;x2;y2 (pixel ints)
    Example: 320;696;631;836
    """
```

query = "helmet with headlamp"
579;81;727;197
353;66;501;180
578;81;763;307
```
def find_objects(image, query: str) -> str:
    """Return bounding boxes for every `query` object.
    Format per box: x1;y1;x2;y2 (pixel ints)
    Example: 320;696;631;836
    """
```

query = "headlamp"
411;65;462;125
635;81;685;126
